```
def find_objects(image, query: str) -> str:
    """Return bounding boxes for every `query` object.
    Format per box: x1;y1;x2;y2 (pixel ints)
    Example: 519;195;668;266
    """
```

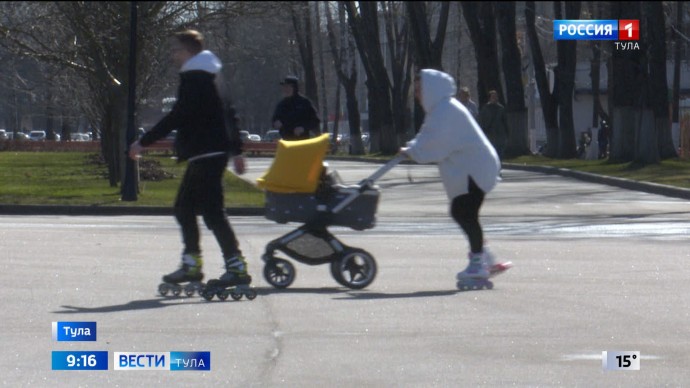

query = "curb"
503;163;690;201
0;205;264;217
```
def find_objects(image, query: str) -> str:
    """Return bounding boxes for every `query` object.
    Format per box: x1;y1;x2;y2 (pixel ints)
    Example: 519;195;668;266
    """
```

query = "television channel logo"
553;20;639;41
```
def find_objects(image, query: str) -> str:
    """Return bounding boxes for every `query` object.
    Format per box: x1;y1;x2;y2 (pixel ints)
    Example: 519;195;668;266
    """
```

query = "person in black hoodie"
271;76;321;140
129;30;252;292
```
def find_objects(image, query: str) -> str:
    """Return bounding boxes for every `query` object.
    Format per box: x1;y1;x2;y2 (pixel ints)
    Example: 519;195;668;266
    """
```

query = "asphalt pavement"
1;157;689;387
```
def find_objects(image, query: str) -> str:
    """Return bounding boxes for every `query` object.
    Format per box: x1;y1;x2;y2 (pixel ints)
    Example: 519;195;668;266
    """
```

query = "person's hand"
233;155;246;175
129;140;144;160
294;127;305;137
273;120;282;129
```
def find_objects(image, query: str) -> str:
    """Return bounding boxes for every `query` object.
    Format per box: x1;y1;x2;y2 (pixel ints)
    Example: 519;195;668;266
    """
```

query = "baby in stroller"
257;134;401;289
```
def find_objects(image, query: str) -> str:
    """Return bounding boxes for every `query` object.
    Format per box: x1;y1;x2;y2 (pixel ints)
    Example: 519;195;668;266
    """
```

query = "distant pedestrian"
400;69;512;290
271;76;321;141
457;86;479;120
478;90;510;161
598;118;610;159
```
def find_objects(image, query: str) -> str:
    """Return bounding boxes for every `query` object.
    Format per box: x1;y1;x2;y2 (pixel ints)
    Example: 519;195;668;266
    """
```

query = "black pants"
174;155;239;259
450;178;485;254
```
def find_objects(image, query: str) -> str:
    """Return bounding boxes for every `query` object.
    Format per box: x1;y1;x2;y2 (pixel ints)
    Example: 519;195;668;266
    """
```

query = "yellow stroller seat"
256;134;331;194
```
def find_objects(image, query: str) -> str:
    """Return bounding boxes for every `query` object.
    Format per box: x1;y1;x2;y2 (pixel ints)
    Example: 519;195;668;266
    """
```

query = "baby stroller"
256;134;403;290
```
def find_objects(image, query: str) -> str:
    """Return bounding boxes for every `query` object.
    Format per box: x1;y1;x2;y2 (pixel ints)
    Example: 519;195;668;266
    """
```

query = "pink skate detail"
489;261;513;277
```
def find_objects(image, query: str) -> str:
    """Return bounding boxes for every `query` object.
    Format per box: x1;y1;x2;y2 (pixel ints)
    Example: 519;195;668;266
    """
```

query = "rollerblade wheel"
230;291;243;301
331;248;377;290
158;283;170;297
201;289;215;301
245;289;257;300
184;285;196;297
217;292;229;301
172;287;181;296
263;258;296;289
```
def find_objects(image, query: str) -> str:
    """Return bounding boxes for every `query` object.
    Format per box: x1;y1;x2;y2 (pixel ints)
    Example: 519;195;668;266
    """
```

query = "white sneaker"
456;254;489;280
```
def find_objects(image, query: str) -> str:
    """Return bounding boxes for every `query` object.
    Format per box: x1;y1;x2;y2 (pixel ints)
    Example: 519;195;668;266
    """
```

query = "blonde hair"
174;30;204;54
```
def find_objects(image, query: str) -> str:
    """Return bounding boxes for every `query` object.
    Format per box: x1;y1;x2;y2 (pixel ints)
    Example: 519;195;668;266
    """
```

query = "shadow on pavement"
335;289;462;300
52;288;469;313
53;298;213;314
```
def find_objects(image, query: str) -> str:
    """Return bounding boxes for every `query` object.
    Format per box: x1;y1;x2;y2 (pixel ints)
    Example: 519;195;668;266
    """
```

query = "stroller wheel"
331;248;377;290
263;258;296;289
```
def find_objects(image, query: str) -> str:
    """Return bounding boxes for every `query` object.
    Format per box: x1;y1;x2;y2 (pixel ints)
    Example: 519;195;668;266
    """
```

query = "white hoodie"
405;69;501;199
180;50;222;74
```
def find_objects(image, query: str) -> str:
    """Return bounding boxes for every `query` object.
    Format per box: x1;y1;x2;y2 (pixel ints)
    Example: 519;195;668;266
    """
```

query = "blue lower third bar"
170;352;211;371
52;351;108;370
52;321;97;342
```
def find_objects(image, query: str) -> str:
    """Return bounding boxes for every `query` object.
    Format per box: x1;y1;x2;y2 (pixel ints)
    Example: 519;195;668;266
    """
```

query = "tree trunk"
462;2;502;106
344;1;396;154
671;1;682;154
326;3;363;154
609;2;642;162
525;1;559;157
384;2;413;143
554;1;580;159
345;79;363;155
591;41;601;128
291;2;318;107
496;1;529;158
644;2;676;159
634;109;659;165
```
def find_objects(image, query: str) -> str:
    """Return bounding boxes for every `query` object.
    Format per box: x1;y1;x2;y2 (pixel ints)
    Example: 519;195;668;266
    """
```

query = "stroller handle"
332;154;406;215
357;154;407;187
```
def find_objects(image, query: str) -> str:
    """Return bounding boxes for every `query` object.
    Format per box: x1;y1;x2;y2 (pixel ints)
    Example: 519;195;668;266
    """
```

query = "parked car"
264;130;281;143
71;133;91;141
28;130;47;141
14;132;30;141
0;129;7;140
248;134;261;142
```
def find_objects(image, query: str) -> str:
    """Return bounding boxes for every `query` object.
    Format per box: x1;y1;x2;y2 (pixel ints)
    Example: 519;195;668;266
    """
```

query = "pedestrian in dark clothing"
129;29;252;292
271;76;321;141
598;119;610;159
478;90;510;161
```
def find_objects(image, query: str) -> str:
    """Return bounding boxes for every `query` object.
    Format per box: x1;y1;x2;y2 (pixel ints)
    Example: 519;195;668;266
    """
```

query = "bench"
243;141;277;155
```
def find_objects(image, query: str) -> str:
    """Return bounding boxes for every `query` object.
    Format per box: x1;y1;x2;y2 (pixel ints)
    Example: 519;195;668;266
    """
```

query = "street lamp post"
121;1;138;201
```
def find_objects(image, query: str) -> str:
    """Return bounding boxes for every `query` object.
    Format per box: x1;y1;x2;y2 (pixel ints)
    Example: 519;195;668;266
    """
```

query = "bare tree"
462;2;502;108
325;2;364;154
525;1;558;157
406;1;449;69
525;1;580;159
648;2;677;160
554;1;580;159
1;2;256;187
383;1;413;144
291;1;319;107
344;1;397;154
608;1;671;164
406;1;449;134
495;1;529;157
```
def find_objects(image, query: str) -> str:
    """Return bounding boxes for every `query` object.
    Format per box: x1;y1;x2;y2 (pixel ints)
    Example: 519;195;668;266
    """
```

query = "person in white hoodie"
400;69;512;288
129;30;252;297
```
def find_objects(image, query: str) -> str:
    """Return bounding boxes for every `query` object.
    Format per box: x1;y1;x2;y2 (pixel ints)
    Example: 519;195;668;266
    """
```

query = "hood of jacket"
420;69;456;113
180;50;222;74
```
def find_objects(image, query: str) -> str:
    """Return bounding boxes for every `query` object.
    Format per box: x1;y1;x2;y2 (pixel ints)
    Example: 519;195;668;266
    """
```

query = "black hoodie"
140;50;242;161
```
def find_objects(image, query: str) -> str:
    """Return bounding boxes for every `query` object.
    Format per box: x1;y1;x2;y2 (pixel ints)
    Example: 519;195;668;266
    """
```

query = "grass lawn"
0;152;264;207
505;155;690;189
